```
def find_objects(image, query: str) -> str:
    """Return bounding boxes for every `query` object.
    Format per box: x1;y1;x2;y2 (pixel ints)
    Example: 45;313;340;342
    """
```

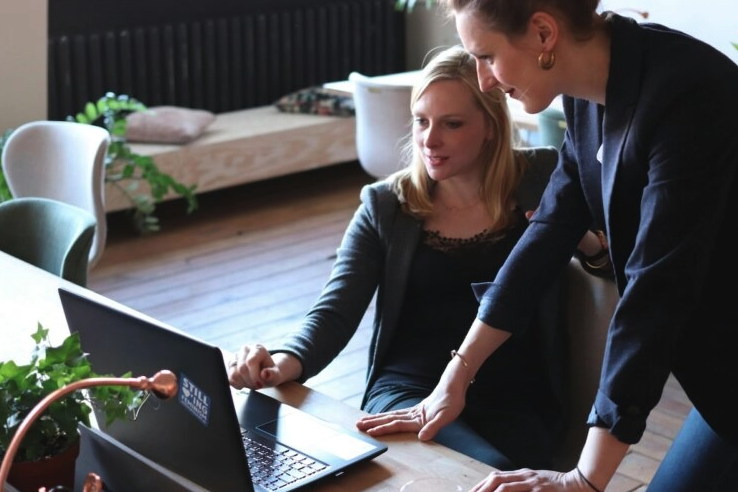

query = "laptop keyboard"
241;430;328;491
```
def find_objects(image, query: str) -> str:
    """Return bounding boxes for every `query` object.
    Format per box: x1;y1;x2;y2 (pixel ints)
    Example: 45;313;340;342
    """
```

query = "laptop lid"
58;288;387;492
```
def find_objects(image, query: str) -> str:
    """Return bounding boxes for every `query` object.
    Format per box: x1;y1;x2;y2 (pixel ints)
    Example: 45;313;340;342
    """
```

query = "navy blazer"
475;14;738;445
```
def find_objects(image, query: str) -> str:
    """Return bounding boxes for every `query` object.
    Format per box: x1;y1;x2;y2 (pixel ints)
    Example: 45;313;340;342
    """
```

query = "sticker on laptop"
179;373;211;426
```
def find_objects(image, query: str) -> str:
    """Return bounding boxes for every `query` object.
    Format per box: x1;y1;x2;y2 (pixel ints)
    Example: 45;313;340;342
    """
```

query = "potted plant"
0;92;199;234
0;324;144;491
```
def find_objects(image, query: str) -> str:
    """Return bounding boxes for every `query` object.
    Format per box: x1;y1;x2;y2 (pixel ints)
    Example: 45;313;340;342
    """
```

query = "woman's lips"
425;155;447;166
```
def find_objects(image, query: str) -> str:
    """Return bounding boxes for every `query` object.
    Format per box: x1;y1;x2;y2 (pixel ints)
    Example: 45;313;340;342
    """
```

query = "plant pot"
8;439;80;492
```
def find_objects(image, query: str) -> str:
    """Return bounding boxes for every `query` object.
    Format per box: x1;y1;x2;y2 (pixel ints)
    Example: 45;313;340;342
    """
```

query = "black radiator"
48;0;406;121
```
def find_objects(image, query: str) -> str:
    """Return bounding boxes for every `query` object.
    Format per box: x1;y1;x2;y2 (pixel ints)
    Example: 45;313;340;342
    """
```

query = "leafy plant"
68;92;199;233
0;93;198;234
0;324;144;463
0;129;13;202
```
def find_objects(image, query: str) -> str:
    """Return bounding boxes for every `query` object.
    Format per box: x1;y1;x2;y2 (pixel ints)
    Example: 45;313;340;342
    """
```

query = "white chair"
348;72;413;178
1;121;110;269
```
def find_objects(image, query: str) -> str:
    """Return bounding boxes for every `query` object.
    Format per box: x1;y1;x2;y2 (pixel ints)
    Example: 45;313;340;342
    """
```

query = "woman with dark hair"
357;1;738;491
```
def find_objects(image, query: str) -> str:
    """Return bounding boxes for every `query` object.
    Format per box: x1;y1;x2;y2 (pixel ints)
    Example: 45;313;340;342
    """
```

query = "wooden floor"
88;161;691;492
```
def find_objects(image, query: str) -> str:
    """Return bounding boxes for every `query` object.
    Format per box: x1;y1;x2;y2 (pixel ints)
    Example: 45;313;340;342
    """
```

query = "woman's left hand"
355;378;465;441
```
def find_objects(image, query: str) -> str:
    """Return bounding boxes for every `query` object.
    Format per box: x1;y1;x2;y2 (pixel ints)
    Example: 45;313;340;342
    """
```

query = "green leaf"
111;119;127;136
96;98;107;115
84;102;99;122
0;324;146;462
30;322;49;345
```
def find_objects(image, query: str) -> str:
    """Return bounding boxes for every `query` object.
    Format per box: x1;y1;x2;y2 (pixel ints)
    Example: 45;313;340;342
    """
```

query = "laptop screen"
60;288;254;491
59;288;387;492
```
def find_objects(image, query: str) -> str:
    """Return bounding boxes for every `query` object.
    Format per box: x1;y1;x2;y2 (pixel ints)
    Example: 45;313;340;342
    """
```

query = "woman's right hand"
227;344;302;390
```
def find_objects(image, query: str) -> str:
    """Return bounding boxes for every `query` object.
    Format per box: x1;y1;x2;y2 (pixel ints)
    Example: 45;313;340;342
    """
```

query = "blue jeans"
647;407;738;492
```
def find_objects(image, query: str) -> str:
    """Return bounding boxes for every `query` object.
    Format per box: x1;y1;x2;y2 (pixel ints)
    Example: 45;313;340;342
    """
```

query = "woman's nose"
423;126;441;148
476;64;499;93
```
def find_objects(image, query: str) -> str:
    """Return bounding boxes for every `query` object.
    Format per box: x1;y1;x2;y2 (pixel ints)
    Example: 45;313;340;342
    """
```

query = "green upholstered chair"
537;106;567;148
0;197;96;287
1;121;110;269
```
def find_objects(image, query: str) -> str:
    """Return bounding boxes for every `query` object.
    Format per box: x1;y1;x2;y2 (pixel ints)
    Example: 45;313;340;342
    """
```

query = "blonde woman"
230;45;569;469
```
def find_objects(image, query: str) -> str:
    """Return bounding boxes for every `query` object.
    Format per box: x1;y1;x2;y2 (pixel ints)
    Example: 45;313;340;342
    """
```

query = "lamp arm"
0;370;177;492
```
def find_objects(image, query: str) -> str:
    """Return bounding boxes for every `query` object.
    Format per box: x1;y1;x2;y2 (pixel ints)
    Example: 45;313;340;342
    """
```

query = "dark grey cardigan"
274;147;564;411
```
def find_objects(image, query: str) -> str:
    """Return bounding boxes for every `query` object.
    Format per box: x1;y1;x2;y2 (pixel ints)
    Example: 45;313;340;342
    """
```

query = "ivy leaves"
0;324;144;462
69;92;198;233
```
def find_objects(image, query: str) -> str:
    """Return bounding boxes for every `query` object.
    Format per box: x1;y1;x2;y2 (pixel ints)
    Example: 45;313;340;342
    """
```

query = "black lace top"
369;208;554;413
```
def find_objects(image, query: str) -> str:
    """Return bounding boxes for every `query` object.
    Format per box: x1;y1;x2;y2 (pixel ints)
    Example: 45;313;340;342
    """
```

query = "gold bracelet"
584;251;610;269
450;350;475;384
581;230;610;269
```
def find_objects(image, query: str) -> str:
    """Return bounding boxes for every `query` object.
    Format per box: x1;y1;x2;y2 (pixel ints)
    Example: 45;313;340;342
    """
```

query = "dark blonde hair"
439;0;600;40
388;45;524;232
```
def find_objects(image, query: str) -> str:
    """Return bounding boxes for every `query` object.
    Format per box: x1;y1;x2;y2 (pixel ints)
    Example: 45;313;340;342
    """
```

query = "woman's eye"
446;121;462;129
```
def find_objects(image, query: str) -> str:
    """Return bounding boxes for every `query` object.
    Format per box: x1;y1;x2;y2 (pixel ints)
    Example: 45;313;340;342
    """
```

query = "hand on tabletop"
355;381;465;441
469;468;590;492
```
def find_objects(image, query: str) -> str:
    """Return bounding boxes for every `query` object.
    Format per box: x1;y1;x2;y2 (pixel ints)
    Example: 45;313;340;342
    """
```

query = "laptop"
58;288;388;492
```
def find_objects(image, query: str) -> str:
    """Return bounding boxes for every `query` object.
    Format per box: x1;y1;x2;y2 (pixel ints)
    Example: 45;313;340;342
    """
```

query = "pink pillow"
125;106;216;144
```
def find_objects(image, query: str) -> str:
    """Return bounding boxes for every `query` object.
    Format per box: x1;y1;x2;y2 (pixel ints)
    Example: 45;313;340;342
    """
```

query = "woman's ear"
529;12;558;50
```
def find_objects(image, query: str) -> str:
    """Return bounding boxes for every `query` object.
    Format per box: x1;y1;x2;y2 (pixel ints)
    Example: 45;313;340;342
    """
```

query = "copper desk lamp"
0;370;178;492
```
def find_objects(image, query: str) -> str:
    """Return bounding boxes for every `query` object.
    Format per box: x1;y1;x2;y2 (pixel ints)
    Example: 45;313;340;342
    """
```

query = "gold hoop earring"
538;51;555;70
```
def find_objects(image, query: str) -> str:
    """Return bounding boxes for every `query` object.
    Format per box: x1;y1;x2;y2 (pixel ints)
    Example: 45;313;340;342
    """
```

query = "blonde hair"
387;45;526;232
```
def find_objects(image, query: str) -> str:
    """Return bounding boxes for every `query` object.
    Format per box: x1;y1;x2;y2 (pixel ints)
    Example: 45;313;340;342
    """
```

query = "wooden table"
0;251;494;491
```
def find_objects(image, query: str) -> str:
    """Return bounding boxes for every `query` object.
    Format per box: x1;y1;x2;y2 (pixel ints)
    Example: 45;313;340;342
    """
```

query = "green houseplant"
67;92;198;233
0;323;143;490
0;93;199;234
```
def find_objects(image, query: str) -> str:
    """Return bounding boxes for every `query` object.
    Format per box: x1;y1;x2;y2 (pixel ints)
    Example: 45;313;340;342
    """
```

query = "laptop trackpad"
256;413;378;461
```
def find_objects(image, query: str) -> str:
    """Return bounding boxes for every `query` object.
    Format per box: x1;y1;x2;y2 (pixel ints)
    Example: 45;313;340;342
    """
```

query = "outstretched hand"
355;381;465;441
